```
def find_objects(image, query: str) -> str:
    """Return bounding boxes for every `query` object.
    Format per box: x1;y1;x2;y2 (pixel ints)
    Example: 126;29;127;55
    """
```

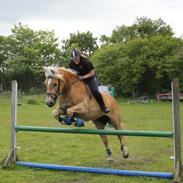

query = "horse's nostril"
46;100;55;107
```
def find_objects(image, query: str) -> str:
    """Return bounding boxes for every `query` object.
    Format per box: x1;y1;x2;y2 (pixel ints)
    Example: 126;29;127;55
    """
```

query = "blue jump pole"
16;161;174;179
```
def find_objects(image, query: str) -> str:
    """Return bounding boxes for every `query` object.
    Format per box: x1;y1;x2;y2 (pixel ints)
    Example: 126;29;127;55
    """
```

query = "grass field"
0;94;182;183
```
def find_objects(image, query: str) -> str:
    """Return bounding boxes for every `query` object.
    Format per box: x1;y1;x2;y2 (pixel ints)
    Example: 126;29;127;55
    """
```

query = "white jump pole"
11;80;18;162
172;78;182;182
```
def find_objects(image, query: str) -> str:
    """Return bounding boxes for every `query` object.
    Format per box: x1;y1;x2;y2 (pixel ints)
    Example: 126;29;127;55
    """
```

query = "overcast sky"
1;0;183;41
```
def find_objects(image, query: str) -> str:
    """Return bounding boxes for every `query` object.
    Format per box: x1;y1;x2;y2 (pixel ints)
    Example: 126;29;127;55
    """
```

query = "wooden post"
1;81;18;167
172;78;182;182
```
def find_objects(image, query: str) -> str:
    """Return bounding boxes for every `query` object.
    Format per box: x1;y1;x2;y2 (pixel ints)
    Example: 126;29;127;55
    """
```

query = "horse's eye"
53;83;57;87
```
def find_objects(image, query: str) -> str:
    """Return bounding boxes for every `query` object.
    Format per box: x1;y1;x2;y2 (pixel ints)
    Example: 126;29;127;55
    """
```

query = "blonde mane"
43;66;78;80
60;67;78;76
44;66;58;78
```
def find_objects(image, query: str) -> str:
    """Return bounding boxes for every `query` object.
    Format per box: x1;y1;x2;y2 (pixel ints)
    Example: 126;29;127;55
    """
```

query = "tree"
4;23;63;91
0;36;6;91
0;36;12;91
100;17;173;45
92;44;127;95
61;31;98;56
95;17;183;96
135;17;173;38
92;35;183;96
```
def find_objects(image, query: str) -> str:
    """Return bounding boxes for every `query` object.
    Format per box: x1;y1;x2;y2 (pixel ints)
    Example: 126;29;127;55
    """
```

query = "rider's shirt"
69;57;95;81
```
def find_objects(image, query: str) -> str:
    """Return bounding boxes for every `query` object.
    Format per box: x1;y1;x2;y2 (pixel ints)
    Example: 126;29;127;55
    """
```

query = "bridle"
46;76;79;101
46;77;63;101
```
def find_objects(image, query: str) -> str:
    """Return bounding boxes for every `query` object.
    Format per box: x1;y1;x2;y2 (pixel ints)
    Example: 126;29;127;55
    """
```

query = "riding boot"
93;92;110;113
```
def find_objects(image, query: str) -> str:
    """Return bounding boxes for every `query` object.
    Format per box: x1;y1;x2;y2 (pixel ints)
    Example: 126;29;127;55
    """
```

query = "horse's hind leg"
109;115;129;159
93;119;113;162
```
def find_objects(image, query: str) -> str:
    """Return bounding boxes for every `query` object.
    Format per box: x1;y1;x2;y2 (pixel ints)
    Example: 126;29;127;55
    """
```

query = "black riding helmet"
70;48;81;60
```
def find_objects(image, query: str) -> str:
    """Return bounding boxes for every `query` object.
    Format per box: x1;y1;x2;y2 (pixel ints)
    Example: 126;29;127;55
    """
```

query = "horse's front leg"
52;105;67;124
52;96;69;124
66;102;88;117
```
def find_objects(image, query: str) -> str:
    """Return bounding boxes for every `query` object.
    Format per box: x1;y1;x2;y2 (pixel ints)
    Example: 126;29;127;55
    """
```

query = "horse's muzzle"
45;95;56;107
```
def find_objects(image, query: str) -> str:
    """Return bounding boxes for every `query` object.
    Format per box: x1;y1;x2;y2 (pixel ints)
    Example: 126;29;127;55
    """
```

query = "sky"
1;0;183;42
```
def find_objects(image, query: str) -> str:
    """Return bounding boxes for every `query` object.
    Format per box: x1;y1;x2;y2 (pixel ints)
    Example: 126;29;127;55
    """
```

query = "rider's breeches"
84;77;106;110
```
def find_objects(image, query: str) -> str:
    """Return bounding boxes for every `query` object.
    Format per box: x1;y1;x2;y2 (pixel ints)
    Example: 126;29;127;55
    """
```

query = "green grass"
0;95;182;183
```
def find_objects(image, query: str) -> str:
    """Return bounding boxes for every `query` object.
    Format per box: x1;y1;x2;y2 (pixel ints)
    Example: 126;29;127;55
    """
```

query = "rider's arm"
82;70;95;79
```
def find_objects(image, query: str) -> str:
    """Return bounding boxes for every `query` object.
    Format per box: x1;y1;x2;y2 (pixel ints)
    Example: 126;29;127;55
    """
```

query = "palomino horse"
43;66;129;161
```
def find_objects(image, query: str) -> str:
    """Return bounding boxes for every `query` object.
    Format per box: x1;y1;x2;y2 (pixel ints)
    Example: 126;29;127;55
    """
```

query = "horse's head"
43;66;78;107
43;66;66;107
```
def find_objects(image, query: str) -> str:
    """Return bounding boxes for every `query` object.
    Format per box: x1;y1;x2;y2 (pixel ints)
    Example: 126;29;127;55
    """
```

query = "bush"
27;97;39;105
28;87;45;95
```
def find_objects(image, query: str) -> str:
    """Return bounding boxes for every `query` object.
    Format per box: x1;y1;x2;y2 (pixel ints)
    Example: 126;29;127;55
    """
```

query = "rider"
69;48;110;113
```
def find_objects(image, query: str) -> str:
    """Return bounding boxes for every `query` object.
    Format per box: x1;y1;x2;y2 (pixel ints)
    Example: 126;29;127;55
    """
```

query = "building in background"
99;85;116;97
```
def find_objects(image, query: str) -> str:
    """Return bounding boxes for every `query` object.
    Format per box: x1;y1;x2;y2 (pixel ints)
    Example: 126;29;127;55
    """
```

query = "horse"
43;66;129;161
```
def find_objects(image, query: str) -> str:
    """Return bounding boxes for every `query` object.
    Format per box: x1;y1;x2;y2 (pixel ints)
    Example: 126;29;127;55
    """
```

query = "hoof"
106;156;114;162
122;146;129;159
